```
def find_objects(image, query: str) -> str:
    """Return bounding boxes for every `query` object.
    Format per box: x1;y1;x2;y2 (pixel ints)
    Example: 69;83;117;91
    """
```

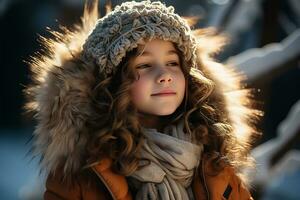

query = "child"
26;0;261;199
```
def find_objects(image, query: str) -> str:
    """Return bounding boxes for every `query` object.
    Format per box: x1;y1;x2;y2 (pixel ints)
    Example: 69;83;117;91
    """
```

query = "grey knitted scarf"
128;120;203;200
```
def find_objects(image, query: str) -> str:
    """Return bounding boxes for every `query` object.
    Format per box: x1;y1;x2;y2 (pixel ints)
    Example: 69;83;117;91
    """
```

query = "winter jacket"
44;155;253;200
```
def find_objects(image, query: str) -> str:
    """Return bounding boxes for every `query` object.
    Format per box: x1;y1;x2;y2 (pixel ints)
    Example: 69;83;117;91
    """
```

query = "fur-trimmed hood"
25;1;261;177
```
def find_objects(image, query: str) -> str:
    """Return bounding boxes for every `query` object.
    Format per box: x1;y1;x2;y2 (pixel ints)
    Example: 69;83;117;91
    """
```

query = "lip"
151;89;176;96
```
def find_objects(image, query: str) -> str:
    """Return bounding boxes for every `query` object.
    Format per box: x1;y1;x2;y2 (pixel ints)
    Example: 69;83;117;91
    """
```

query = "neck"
138;113;169;131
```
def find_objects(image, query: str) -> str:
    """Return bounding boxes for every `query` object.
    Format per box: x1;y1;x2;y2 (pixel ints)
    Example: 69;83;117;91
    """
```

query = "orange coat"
44;155;253;200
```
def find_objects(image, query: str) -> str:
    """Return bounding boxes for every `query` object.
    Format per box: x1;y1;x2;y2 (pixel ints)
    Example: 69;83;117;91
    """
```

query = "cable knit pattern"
82;0;197;76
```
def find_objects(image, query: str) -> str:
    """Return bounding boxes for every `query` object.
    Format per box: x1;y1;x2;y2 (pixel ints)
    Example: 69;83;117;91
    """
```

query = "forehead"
135;39;179;56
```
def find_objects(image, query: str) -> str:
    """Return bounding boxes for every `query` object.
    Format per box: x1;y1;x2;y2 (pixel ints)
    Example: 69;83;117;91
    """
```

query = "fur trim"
25;1;99;174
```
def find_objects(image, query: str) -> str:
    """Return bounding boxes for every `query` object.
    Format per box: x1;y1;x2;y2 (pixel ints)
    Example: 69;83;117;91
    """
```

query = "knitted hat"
82;0;197;76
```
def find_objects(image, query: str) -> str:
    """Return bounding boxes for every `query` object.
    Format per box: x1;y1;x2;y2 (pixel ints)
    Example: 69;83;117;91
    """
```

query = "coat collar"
91;158;132;200
90;155;235;200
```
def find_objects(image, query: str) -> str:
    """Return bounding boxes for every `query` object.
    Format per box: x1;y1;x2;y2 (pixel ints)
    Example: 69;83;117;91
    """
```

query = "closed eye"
136;64;151;69
167;62;180;67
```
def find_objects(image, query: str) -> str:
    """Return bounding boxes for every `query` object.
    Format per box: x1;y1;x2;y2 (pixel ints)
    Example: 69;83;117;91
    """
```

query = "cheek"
177;72;186;94
130;78;149;103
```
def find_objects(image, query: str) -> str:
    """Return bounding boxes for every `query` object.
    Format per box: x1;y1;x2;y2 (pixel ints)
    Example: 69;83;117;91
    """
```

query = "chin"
153;107;177;116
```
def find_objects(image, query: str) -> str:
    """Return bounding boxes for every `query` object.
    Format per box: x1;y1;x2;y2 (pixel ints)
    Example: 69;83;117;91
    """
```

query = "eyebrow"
137;49;179;57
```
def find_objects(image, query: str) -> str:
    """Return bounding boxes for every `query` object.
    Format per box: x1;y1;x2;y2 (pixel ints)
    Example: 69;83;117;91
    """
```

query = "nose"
156;68;172;83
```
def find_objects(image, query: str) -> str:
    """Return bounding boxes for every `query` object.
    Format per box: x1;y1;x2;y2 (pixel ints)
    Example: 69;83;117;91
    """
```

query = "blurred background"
0;0;299;199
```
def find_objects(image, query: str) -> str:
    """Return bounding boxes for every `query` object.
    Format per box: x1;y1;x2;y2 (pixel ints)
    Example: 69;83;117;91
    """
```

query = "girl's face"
128;39;186;122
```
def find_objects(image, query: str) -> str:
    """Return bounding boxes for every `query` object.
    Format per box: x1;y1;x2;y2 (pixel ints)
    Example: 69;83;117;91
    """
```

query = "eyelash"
167;62;180;67
136;62;179;69
136;64;151;69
